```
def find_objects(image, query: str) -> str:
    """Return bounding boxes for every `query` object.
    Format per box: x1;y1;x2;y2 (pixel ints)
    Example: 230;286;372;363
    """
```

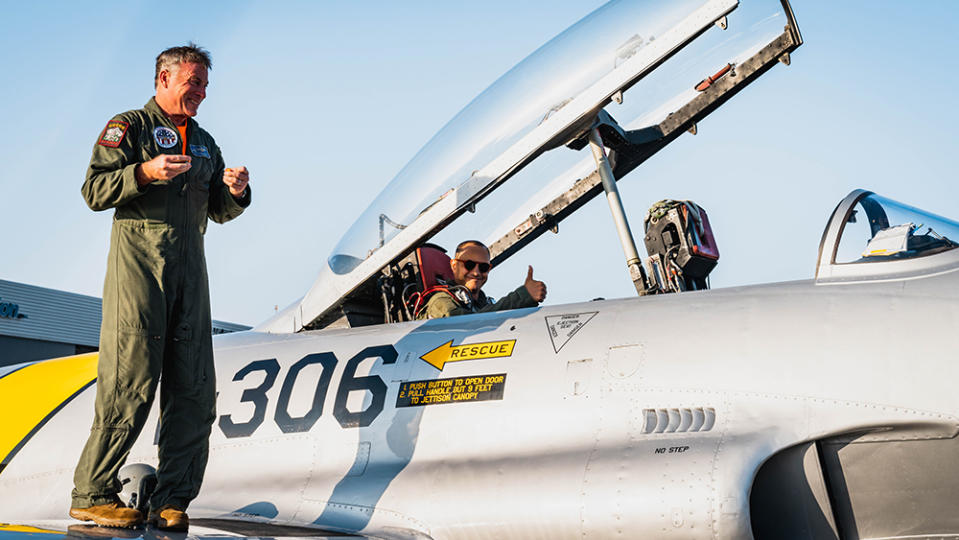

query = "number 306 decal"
218;345;398;438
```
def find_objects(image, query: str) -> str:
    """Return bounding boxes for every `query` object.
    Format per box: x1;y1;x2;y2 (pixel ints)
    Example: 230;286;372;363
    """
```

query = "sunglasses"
454;259;491;273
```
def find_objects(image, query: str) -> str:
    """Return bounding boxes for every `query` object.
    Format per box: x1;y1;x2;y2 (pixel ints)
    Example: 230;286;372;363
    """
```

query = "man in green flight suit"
417;240;547;319
70;44;250;531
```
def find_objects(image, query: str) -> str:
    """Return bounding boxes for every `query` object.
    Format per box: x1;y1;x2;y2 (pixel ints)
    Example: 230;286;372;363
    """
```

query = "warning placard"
545;312;598;353
396;373;507;408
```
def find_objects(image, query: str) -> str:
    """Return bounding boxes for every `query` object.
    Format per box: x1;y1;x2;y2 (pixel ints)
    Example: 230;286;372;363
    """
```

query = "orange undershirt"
176;124;187;155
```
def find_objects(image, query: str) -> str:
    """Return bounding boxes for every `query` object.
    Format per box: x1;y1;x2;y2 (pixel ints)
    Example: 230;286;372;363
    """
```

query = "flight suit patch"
98;120;129;148
189;144;211;158
153;126;178;148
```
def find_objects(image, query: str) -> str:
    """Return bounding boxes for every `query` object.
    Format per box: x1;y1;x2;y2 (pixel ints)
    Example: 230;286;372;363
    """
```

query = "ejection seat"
405;244;458;318
415;244;455;290
642;200;720;293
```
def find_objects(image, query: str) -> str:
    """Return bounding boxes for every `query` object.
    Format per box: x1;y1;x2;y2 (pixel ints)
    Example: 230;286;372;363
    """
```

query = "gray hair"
154;43;212;88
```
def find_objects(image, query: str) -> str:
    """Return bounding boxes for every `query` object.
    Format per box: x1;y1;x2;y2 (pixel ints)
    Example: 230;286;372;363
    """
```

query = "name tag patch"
189;144;211;158
153;126;178;149
98;120;129;148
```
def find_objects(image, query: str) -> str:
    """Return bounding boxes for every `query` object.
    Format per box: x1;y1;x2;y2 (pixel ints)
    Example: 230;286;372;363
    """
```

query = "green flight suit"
417;285;537;319
72;98;250;511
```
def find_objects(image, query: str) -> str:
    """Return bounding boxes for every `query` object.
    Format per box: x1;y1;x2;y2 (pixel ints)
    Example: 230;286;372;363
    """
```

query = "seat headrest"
416;244;454;290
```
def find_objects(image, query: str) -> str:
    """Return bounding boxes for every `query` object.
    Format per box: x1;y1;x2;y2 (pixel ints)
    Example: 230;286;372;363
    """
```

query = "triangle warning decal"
545;311;598;353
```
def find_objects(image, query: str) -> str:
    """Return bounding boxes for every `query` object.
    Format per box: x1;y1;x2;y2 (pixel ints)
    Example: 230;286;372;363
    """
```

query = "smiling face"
155;62;208;119
451;243;491;297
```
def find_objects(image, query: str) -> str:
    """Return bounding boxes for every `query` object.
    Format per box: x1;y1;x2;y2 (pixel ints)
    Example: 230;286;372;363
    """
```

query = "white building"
0;279;249;366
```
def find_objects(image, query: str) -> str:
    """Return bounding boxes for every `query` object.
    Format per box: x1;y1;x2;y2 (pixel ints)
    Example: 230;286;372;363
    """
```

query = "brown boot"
148;505;189;531
69;502;143;528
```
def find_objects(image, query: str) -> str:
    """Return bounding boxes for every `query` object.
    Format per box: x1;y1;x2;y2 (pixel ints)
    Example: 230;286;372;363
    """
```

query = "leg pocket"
116;326;163;397
98;325;162;429
169;323;203;393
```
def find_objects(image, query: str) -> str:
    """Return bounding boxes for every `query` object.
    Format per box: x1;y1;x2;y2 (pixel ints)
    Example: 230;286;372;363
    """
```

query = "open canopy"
258;0;802;333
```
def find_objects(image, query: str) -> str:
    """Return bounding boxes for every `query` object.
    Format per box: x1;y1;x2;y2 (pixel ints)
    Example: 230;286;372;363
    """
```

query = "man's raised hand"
524;265;547;303
223;166;250;198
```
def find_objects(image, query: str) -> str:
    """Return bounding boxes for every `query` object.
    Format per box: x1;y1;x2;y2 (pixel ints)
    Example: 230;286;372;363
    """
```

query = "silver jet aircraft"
2;1;958;539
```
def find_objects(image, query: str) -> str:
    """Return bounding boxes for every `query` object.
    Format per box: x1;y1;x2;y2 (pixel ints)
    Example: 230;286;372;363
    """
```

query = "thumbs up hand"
524;265;547;303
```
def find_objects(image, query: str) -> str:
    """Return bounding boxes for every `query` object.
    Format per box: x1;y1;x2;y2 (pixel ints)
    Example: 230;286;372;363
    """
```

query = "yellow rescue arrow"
420;339;516;370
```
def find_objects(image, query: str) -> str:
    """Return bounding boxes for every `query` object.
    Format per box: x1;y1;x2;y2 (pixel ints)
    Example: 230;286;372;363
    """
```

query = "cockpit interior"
817;190;959;282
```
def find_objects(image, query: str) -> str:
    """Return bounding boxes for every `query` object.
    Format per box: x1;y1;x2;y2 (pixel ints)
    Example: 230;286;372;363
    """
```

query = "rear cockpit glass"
436;0;788;250
329;0;792;275
327;0;715;274
835;194;958;264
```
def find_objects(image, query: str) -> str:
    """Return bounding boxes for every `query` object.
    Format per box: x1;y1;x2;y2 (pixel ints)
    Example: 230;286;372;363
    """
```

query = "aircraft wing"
0;520;369;540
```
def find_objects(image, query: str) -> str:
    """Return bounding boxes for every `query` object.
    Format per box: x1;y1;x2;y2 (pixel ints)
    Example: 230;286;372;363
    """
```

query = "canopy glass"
835;194;959;264
328;0;715;274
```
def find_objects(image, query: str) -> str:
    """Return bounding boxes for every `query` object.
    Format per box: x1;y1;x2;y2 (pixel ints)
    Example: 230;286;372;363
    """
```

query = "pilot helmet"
118;463;157;512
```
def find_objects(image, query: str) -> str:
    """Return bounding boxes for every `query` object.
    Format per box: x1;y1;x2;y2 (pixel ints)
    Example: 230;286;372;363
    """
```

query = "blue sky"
1;1;956;326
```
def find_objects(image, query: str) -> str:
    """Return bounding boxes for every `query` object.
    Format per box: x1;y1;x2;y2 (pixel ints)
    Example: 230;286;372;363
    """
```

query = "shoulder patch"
98;120;129;148
153;126;178;149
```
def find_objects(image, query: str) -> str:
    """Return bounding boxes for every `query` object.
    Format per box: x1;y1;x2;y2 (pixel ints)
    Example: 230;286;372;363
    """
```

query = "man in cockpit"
417;240;547;319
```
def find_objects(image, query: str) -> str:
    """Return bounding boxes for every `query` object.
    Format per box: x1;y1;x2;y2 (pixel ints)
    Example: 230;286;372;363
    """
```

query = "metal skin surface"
1;254;957;539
